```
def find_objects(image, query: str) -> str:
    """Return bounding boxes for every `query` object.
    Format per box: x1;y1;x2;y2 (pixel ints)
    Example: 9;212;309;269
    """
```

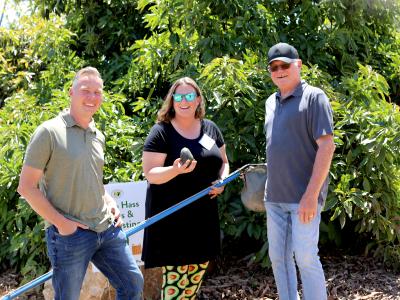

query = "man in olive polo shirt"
264;43;335;300
18;67;143;300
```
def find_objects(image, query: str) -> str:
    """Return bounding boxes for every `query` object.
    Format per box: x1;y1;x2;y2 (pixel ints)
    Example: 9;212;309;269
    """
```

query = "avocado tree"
116;0;400;267
1;0;400;277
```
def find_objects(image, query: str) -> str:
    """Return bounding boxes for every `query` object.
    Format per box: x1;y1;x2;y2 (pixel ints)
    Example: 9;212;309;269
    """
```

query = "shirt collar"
276;80;307;102
59;109;96;133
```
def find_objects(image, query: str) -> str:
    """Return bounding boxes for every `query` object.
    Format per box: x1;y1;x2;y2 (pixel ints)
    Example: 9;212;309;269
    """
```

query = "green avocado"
190;270;205;284
180;147;194;166
177;276;189;289
199;262;208;269
184;285;198;297
166;271;180;284
164;285;179;300
188;264;199;275
177;265;188;274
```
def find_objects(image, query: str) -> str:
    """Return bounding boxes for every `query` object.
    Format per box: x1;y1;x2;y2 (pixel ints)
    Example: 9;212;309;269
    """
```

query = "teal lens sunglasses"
173;92;197;102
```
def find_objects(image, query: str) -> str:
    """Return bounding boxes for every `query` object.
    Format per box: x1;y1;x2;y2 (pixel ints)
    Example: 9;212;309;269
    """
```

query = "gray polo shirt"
24;109;113;232
264;80;334;204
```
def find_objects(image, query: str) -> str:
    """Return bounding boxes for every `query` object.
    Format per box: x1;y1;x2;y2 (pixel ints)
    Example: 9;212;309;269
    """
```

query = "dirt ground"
1;252;399;299
198;252;400;300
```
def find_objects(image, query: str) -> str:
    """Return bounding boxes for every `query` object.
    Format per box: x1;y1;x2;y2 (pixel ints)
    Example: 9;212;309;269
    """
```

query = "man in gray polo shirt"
264;43;335;300
18;67;143;300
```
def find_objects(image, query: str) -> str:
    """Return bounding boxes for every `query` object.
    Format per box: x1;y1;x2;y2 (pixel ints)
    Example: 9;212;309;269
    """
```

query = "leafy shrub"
1;0;400;279
328;65;400;267
0;14;82;278
0;93;68;278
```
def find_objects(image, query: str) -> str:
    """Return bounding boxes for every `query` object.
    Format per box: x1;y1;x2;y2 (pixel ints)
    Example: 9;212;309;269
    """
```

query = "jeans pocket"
52;225;81;238
109;225;129;246
53;226;91;255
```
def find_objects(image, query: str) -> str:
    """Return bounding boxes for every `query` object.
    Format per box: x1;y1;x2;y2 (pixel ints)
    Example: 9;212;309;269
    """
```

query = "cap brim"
269;57;297;64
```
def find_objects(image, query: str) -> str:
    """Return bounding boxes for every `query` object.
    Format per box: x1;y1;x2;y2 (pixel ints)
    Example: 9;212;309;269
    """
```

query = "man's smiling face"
270;59;302;92
69;74;103;120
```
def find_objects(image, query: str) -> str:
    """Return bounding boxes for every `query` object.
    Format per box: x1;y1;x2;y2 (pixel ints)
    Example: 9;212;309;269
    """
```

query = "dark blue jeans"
45;224;143;300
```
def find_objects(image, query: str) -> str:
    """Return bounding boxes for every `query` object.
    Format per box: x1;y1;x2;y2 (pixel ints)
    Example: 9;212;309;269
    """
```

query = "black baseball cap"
268;42;299;64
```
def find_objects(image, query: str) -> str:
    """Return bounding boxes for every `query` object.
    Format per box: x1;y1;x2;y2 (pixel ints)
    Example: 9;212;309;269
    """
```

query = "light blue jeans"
45;224;144;300
265;202;326;300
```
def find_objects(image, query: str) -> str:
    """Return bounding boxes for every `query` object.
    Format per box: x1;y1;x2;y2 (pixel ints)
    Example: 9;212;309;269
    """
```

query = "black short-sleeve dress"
142;119;224;268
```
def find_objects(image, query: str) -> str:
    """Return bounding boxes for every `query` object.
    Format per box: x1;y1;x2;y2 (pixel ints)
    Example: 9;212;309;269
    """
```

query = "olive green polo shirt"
24;109;113;232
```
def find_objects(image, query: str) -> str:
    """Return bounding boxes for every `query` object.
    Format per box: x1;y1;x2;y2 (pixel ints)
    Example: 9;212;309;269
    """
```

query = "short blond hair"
72;67;103;88
157;77;205;123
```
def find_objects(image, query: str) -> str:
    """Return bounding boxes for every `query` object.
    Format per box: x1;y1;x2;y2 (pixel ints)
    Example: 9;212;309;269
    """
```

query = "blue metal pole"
125;165;244;237
2;165;248;300
2;271;53;300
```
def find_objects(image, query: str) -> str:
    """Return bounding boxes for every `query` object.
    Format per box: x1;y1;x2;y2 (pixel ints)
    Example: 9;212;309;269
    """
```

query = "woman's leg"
161;262;209;299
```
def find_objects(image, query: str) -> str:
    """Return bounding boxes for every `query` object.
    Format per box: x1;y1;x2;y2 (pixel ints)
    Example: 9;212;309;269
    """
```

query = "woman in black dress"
142;77;230;299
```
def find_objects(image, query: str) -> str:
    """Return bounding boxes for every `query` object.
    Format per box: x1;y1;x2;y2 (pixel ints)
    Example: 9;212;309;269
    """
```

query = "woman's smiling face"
172;83;200;119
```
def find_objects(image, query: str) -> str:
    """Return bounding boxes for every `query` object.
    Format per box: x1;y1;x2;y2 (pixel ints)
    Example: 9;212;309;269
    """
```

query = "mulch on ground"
198;253;400;300
0;271;44;300
1;252;399;299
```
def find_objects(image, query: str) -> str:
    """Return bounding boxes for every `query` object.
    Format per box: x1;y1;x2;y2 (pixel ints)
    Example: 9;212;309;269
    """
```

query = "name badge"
199;134;215;150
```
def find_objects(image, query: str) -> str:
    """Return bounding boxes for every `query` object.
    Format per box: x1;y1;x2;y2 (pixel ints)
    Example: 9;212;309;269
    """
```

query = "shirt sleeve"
308;90;334;141
204;119;225;148
143;123;169;153
23;125;52;170
214;124;225;148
